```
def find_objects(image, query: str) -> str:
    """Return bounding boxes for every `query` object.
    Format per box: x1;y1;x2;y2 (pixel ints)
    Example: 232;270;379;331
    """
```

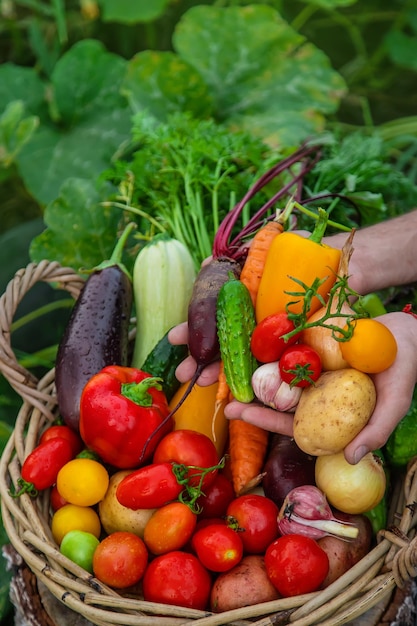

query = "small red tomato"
153;429;220;488
226;494;279;554
197;473;235;518
143;551;211;610
250;312;299;363
39;424;83;456
265;534;329;596
116;462;182;510
191;523;243;572
279;344;322;387
20;438;75;494
92;531;148;589
50;484;68;511
144;501;197;555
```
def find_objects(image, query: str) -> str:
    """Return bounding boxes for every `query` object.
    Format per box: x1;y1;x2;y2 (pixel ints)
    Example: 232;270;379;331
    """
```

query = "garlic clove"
252;362;301;412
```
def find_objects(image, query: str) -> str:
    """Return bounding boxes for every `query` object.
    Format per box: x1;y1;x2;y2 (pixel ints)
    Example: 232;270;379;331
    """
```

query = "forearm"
326;209;417;295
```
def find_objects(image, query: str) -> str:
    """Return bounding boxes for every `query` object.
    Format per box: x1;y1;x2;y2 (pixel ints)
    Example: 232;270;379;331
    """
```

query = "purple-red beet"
262;434;316;508
187;257;242;368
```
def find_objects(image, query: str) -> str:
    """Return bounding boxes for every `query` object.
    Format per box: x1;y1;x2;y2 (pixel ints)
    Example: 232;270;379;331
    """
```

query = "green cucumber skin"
216;278;257;403
141;330;188;401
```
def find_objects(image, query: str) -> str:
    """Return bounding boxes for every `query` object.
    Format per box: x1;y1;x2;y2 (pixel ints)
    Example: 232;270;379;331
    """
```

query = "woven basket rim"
1;260;417;626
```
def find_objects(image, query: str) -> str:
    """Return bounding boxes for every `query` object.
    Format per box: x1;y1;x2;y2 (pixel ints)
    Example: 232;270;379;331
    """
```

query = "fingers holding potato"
293;369;376;457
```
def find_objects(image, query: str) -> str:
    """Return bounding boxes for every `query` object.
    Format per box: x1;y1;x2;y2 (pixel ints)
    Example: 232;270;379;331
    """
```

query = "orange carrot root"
239;219;284;306
228;419;269;496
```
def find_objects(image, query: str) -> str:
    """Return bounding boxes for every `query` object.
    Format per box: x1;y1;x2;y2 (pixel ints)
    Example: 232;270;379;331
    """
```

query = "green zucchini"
216;275;257;403
131;233;196;369
141;330;188;401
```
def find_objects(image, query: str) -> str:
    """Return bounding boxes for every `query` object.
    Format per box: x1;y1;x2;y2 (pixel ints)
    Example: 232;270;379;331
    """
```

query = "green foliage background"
0;0;417;622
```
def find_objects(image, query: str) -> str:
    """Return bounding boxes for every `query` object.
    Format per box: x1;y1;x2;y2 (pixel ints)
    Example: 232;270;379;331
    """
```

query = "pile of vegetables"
9;144;416;616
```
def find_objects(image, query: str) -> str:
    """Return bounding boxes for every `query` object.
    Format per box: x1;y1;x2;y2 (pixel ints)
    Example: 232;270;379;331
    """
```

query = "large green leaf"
0;64;47;117
173;5;347;145
30;178;122;271
15;41;132;205
384;30;417;72
98;0;170;23
122;51;213;119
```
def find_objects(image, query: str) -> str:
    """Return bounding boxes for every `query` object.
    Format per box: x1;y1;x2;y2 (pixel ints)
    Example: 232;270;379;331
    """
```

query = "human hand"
168;322;221;386
226;312;417;465
344;311;417;464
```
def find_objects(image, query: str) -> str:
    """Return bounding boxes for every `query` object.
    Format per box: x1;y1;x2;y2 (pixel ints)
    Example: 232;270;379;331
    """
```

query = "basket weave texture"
1;261;417;626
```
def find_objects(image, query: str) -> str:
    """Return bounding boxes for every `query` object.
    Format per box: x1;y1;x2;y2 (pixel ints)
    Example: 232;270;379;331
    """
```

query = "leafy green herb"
102;111;283;268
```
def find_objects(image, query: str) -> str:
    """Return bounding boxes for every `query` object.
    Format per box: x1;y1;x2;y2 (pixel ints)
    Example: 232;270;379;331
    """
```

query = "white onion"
315;452;386;514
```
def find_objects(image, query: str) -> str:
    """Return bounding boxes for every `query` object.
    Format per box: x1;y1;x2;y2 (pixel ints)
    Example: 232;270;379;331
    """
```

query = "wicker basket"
1;260;417;626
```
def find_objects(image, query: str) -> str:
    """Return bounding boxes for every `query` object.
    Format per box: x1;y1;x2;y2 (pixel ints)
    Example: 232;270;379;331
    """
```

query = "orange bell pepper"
169;381;228;457
255;209;341;322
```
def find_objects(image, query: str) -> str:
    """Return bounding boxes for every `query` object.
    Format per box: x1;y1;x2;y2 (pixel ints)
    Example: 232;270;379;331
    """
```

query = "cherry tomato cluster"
15;418;330;609
250;311;322;387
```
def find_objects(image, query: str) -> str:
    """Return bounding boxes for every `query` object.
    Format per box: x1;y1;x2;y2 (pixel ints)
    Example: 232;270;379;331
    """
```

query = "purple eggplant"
55;224;135;431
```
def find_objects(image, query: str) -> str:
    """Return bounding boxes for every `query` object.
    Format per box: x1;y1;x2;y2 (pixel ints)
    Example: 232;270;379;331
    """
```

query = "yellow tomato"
51;504;101;545
56;458;109;506
339;318;397;374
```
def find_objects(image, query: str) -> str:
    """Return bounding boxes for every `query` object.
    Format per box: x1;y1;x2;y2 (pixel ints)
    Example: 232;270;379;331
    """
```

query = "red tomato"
92;531;148;589
250;312;299;363
20;438;74;494
191;523;243;572
265;534;329;596
143;551;211;610
143;501;197;555
279;343;322;387
153;429;220;488
39;424;83;457
226;494;279;554
116;462;182;510
50;484;68;511
197;473;235;518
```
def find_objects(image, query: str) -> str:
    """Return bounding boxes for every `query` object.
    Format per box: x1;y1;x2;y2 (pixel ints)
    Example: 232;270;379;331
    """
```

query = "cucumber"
385;385;417;468
216;275;257;403
141;330;188;401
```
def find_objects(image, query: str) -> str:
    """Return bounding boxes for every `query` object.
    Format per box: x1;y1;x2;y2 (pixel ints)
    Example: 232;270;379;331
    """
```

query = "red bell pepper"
79;365;172;468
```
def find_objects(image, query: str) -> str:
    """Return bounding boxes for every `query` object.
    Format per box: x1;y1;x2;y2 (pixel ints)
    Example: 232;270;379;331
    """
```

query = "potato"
98;470;156;537
317;512;373;587
210;555;280;612
293;368;376;456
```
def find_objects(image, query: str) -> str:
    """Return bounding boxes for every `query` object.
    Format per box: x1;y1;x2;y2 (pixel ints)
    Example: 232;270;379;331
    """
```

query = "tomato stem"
172;457;227;514
281;273;367;343
11;478;38;498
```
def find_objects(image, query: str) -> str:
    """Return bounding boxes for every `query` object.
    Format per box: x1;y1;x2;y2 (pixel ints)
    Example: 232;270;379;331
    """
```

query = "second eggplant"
55;224;134;431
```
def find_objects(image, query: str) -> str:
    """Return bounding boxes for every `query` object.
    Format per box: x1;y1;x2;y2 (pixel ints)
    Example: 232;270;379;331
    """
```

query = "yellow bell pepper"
169;381;229;457
255;209;341;322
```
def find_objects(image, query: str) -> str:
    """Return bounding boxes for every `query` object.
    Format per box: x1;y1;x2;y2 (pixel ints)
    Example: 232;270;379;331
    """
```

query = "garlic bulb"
277;485;359;540
251;362;302;412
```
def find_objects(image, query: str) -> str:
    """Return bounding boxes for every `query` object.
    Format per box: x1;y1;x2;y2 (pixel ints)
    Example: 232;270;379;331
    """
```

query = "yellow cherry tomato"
339;318;397;374
56;458;109;506
51;503;101;545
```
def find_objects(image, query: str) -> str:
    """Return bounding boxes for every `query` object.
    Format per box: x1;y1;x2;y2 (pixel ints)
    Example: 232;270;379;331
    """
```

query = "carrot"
228;419;269;496
239;218;284;306
215;361;230;406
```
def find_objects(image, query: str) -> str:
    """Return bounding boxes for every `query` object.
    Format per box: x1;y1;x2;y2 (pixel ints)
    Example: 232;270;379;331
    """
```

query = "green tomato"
60;529;100;573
